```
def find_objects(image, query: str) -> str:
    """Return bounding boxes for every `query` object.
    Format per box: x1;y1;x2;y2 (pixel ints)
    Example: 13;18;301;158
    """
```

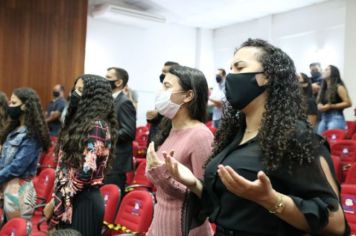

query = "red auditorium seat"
33;168;56;204
322;129;346;144
100;184;121;225
133;127;149;158
0;217;28;236
331;155;343;183
38;147;57;172
345;163;356;185
352;133;356;141
104;190;154;235
331;140;356;180
31;168;55;234
126;160;153;192
341;184;356;234
346;121;356;139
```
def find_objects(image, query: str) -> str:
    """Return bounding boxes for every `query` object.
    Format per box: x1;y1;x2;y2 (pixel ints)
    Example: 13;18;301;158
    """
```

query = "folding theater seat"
104;190;155;236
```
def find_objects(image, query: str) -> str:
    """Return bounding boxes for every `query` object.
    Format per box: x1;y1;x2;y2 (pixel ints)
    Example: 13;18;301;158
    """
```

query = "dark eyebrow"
234;61;247;67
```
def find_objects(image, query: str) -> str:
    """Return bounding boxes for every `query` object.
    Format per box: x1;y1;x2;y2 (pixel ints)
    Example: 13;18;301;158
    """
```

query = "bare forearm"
259;191;345;235
330;101;352;110
259;191;309;231
46;112;60;122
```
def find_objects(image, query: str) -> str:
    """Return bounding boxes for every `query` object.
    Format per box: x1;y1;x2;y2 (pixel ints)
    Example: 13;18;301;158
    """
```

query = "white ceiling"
89;0;329;29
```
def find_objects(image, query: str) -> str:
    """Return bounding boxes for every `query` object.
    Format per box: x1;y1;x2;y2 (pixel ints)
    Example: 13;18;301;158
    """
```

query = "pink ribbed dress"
146;124;214;236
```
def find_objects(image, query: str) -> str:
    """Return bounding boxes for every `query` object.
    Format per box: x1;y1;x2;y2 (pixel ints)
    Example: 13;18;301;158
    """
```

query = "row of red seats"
322;121;356;143
325;122;356;234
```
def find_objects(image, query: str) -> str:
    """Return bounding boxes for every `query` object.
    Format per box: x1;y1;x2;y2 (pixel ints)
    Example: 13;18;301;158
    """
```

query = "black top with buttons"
201;121;349;236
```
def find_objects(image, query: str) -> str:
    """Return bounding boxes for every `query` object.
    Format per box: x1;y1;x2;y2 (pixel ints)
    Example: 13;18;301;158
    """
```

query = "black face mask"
109;80;117;90
69;91;81;109
225;72;266;110
159;74;165;83
216;75;223;83
310;71;321;78
52;91;60;98
7;105;23;120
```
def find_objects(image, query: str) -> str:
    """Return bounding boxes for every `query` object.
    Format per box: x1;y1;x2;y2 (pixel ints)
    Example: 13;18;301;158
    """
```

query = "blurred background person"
298;73;318;127
0;91;8;131
46;84;67;137
147;61;179;145
123;84;138;110
208;68;226;128
317;65;352;134
309;62;323;95
0;87;50;228
104;67;136;196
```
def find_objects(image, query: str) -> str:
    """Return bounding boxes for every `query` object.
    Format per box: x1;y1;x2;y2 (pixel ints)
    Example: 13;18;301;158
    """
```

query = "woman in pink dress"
146;65;214;236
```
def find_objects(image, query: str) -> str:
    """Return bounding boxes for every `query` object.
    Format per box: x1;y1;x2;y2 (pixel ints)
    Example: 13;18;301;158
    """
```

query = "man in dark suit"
104;67;136;195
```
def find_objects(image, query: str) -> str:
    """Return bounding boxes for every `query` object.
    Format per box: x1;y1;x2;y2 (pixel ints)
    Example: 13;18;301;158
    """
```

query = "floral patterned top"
49;120;112;228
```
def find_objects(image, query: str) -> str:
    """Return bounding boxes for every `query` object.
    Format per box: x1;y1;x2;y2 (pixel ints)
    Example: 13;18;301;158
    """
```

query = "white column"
343;0;356;120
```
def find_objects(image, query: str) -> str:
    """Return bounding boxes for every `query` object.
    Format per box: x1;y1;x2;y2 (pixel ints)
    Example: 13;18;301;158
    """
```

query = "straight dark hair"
154;65;209;149
317;65;345;104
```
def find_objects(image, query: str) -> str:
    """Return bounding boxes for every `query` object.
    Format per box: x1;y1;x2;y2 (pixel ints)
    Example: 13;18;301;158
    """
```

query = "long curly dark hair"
154;65;209;149
317;65;345;104
0;91;8;131
0;88;50;151
57;74;118;168
210;38;315;172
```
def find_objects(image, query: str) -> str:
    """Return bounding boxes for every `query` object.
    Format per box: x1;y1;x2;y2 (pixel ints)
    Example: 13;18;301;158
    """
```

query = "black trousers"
58;187;104;236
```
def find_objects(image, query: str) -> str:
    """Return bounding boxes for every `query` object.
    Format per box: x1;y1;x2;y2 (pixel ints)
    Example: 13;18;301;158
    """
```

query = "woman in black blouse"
164;39;348;235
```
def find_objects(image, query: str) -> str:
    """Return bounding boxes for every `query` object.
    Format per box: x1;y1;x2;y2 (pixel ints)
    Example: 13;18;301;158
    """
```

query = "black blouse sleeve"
276;124;344;234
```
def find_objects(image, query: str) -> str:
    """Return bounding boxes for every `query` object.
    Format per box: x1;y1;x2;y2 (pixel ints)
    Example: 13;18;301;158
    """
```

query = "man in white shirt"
209;68;226;128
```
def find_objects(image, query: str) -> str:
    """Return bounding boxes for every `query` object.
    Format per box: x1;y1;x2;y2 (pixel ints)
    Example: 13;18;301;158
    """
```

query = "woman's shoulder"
189;124;214;139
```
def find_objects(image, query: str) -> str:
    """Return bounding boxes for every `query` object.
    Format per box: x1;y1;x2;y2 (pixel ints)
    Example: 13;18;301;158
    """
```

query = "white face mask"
155;90;183;119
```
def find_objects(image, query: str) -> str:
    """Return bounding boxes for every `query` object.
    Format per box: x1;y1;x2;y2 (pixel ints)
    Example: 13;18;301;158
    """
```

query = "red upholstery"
33;168;55;204
100;184;121;224
341;184;356;234
31;232;48;236
331;155;343;183
126;171;135;185
31;232;47;236
208;126;217;135
31;168;56;234
111;190;154;235
322;129;346;144
345;163;356;185
0;217;28;235
352;133;356;141
126;160;153;192
38;147;57;171
346;121;356;139
331;140;356;180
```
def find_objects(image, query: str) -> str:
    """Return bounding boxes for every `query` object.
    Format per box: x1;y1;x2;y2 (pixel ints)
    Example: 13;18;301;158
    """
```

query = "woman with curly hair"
146;65;214;236
164;39;348;235
0;87;50;224
44;75;117;236
317;65;352;134
0;91;8;131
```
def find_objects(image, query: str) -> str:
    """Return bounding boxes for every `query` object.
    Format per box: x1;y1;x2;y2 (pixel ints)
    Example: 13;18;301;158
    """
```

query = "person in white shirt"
208;68;226;128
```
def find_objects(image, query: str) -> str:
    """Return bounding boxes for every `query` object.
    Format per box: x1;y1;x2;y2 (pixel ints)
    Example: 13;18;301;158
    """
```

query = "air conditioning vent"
91;3;166;27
